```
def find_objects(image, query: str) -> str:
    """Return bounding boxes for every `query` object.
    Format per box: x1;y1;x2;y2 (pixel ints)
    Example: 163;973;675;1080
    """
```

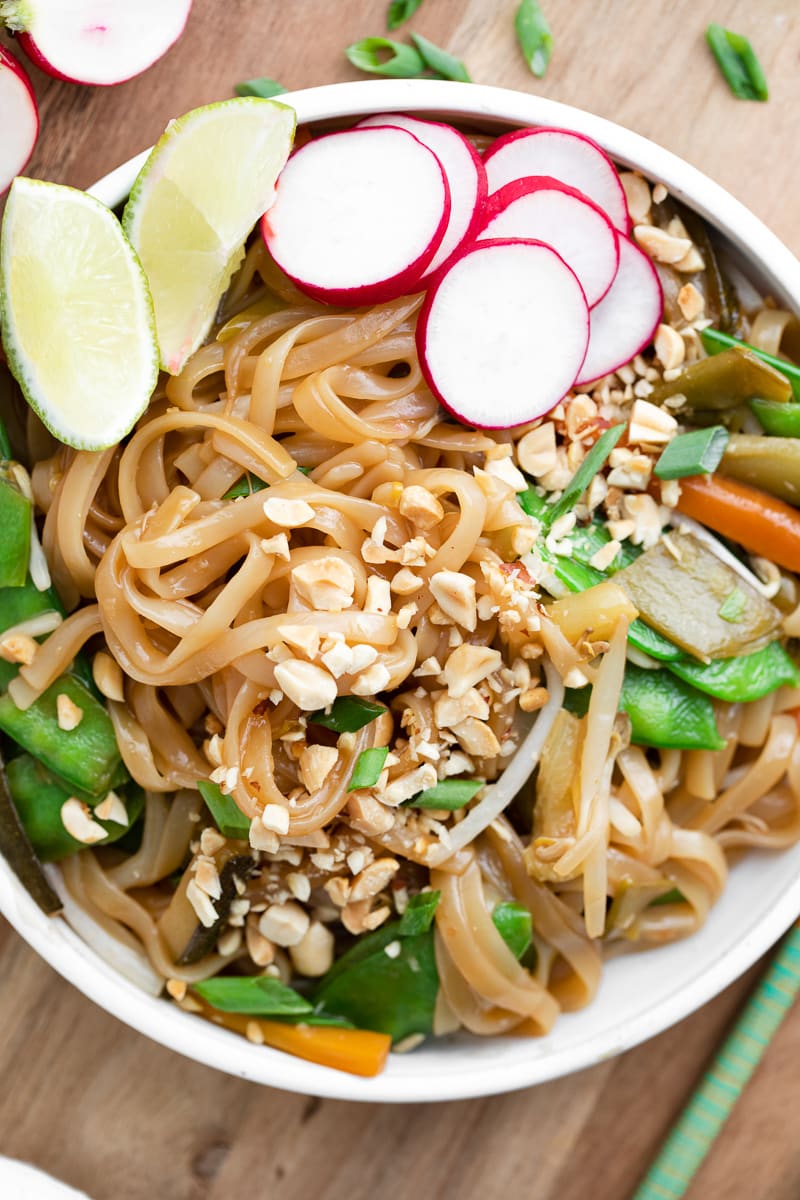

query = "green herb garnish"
492;901;533;959
345;36;426;78
222;473;270;500
196;779;250;840
387;0;424;30
515;0;553;77
650;887;685;907
410;33;471;81
654;425;730;480
542;424;625;527
347;746;389;792
405;778;484;810
234;78;287;99
718;587;747;623
398;890;440;936
193;975;312;1016
309;696;387;733
705;24;768;102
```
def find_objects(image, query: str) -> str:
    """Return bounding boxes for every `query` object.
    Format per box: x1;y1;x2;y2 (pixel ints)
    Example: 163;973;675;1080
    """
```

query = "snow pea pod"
667;640;799;702
750;399;800;438
0;746;61;913
6;754;143;862
0;674;124;797
0;468;31;589
620;665;726;751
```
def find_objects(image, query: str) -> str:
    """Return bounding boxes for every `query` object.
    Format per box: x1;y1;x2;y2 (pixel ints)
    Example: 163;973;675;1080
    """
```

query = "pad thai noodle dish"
2;101;800;1078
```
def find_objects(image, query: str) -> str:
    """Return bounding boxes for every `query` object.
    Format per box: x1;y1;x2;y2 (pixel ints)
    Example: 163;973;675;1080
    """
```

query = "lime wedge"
122;97;296;374
0;177;159;451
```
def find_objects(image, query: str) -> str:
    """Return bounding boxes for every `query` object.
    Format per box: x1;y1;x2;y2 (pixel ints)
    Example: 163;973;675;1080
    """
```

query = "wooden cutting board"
2;2;799;1196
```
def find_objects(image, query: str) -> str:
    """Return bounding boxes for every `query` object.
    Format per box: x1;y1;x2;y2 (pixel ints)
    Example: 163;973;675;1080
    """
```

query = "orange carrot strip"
198;1001;391;1077
676;473;800;573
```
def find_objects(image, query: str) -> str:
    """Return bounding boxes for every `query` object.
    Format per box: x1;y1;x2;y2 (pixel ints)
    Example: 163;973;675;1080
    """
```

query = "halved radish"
484;128;629;233
575;237;663;385
356;113;487;277
4;0;193;86
0;46;38;195
263;126;450;307
479;176;619;307
417;239;589;429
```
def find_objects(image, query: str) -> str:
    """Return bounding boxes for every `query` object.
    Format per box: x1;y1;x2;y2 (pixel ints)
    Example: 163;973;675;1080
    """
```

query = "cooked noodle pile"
13;235;800;1051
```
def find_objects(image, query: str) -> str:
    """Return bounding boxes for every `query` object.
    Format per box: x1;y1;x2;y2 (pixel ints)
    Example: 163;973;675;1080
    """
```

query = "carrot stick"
676;473;800;572
197;1000;392;1077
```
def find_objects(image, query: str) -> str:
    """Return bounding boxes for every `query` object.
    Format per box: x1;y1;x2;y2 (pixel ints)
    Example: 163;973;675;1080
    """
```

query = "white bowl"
3;80;800;1103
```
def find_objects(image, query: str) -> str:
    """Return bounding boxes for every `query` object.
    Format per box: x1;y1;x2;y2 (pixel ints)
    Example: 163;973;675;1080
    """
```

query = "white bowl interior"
3;79;800;1102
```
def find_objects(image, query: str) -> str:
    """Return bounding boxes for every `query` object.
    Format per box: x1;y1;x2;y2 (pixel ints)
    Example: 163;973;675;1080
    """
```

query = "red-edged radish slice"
575;237;663;385
479;176;619;307
263;127;450;307
356;113;487;277
0;46;38;196
417;239;590;429
5;0;193;86
484;128;629;233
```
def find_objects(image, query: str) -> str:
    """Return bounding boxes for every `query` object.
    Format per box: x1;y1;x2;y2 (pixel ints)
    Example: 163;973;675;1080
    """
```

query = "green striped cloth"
633;924;800;1199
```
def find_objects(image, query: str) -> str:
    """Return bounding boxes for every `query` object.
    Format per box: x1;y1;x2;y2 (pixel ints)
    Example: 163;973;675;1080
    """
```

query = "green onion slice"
196;779;250;840
222;473;270;500
405;778;484;810
543;424;625;526
705;24;768;102
398;890;440;935
309;696;388;733
234;78;287;98
347;746;389;792
387;0;425;30
718;587;747;623
194;975;313;1016
410;33;471;81
515;0;553;78
654;425;729;479
345;37;426;78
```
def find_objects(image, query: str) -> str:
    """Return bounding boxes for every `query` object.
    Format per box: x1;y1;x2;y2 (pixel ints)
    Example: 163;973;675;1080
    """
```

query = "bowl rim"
3;78;800;1103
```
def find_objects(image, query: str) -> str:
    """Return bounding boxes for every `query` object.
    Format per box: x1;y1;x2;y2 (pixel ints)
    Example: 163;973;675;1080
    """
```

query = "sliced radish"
0;46;38;195
4;0;193;86
575;237;663;385
417;239;589;430
262;126;450;307
484;128;629;233
356;113;487;277
479;176;619;307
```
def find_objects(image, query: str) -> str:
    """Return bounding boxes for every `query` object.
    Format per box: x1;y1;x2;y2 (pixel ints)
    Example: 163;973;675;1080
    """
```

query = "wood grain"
2;1;800;1197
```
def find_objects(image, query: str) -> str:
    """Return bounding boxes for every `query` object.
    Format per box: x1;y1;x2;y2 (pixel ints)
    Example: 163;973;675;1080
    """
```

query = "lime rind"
122;97;296;375
0;177;159;452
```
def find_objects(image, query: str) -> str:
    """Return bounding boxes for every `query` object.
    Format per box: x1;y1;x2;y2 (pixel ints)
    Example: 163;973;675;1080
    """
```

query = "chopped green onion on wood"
706;23;768;102
387;0;425;30
345;37;426;78
515;0;553;77
234;79;287;99
410;33;471;81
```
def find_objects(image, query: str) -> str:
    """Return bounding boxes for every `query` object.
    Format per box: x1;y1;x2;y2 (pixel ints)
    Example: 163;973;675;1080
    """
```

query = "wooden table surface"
2;2;800;1197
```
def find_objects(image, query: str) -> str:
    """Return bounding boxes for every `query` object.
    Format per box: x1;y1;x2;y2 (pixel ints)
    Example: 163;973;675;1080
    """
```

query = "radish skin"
575;236;663;385
263;126;451;307
0;45;38;195
5;0;193;86
356;113;487;276
417;238;590;430
484;127;630;233
479;176;619;306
